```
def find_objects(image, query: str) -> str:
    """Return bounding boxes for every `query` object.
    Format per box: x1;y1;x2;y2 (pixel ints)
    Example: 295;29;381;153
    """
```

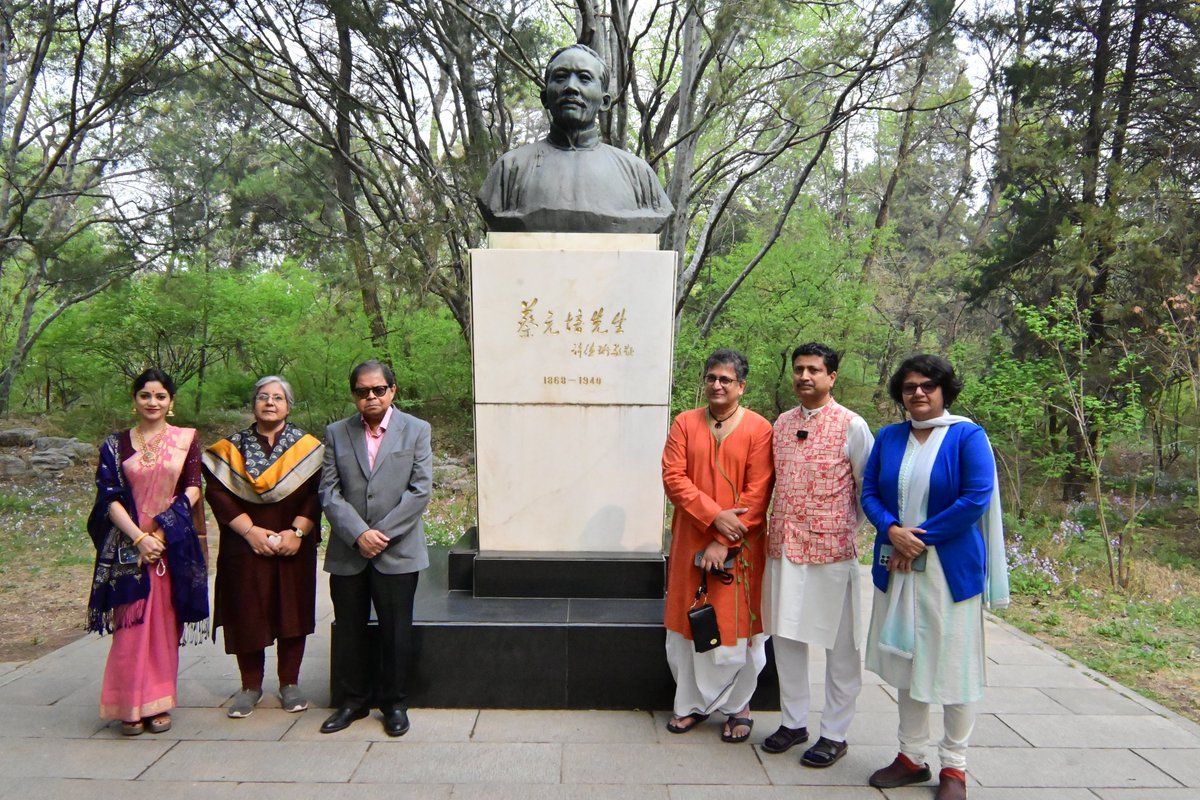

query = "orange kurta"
663;408;775;646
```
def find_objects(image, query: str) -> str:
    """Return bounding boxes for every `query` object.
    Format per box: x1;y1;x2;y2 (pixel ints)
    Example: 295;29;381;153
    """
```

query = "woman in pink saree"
86;369;209;736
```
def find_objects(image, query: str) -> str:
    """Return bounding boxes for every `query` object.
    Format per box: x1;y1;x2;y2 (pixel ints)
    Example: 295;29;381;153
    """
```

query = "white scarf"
878;412;1010;659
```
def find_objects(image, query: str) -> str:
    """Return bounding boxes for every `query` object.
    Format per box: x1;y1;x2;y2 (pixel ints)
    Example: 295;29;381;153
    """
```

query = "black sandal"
720;716;754;743
801;736;848;767
665;713;709;734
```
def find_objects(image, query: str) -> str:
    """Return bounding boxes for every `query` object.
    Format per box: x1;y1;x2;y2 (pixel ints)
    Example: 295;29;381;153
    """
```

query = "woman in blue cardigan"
861;355;1008;800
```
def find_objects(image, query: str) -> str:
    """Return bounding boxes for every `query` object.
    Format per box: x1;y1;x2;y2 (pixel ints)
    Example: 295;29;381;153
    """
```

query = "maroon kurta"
204;430;321;655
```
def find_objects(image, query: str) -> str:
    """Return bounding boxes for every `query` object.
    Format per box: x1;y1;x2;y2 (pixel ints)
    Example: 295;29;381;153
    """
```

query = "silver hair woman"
201;375;325;718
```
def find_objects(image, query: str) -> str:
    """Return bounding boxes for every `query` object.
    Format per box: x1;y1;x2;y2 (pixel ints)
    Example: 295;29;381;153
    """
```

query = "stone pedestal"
470;232;675;558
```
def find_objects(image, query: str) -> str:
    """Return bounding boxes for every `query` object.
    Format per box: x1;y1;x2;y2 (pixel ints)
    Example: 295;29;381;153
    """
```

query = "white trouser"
897;688;975;770
666;631;767;718
773;584;862;741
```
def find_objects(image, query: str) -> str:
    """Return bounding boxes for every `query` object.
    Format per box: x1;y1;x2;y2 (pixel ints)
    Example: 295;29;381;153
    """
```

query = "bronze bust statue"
477;44;673;234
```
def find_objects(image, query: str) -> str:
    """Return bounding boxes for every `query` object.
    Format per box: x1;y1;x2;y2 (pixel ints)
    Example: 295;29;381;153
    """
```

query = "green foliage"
673;208;875;419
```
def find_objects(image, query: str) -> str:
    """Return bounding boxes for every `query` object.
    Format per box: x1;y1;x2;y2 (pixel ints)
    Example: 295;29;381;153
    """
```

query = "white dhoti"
665;631;767;718
764;557;862;741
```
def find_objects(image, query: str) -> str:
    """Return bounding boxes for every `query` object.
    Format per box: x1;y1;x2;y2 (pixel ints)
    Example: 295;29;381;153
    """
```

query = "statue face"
541;48;611;130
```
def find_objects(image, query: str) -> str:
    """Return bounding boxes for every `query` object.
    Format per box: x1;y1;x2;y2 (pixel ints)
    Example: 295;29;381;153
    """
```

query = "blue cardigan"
861;421;995;602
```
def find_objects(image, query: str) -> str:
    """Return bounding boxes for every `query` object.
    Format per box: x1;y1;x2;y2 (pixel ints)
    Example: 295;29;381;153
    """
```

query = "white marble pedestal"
469;232;675;568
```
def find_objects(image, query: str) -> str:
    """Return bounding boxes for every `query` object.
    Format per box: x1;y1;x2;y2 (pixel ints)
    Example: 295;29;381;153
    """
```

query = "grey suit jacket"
320;407;432;576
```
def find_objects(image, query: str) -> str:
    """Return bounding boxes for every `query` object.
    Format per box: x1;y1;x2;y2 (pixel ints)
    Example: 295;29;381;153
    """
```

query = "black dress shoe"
381;706;411;737
320;706;368;734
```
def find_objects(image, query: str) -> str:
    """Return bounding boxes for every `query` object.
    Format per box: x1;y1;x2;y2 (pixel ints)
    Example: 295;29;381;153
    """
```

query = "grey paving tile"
969;746;1181;788
882;790;1095;800
563;742;768;785
474;709;658;743
1092;791;1200;800
1000;713;1200;748
0;662;23;678
845;712;1028;748
0;738;174;780
353;742;560;784
986;643;1068;666
453;785;667;800
1041;687;1158;716
233;783;451;800
93;707;301;741
0;673;92;705
51;677;105;706
759;743;897;786
983;663;1104;689
0;778;240;800
175;677;240;708
138;740;367;782
973;687;1071;714
176;655;241;680
282;708;477;741
1134;748;1200;787
672;788;886;800
0;703;107;738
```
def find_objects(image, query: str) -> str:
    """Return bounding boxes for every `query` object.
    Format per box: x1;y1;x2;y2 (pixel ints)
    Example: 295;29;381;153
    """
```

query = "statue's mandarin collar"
547;124;601;151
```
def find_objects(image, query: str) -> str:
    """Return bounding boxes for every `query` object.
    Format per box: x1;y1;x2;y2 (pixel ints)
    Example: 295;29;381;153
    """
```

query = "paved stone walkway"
2;572;1199;799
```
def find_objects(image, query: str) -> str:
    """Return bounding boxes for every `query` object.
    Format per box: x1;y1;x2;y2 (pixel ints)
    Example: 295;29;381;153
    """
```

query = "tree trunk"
332;6;389;354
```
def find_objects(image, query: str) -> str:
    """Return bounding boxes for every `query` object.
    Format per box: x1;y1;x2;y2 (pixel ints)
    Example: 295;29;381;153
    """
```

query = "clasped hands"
886;523;926;572
355;528;389;559
245;526;302;557
135;529;165;566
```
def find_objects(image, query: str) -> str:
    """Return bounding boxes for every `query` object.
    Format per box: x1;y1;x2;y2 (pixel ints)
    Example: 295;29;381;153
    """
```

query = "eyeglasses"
703;374;740;386
352;385;391;400
901;380;939;396
255;394;287;404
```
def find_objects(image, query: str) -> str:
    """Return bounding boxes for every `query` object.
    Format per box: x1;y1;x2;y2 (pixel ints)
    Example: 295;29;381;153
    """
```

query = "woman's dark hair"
132;368;177;398
791;342;839;373
703;348;749;382
349;360;397;390
887;354;963;407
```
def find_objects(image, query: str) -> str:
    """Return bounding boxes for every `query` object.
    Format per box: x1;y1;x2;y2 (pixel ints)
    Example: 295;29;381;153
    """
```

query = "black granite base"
449;528;666;599
332;540;779;710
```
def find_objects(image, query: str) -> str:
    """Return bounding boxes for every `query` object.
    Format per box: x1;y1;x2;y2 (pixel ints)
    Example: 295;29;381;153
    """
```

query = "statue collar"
546;124;601;151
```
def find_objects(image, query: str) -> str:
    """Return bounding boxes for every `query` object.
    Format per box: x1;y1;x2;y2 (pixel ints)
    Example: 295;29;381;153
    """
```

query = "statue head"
540;44;612;132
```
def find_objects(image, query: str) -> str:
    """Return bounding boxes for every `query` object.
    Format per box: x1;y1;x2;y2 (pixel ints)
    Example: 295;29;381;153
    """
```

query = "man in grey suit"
319;360;432;736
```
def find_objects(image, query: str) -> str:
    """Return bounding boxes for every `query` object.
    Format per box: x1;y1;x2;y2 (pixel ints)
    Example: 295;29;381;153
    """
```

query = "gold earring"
131;405;138;415
167;403;176;418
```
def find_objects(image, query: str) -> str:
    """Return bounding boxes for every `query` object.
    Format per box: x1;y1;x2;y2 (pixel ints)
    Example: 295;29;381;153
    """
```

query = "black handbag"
688;571;721;653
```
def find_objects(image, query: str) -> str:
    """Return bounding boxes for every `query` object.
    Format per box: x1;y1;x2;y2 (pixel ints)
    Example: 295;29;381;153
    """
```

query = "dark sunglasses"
352;385;391;400
901;380;939;396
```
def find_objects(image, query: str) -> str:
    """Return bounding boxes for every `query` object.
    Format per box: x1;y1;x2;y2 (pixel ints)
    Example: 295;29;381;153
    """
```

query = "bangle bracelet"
132;533;149;547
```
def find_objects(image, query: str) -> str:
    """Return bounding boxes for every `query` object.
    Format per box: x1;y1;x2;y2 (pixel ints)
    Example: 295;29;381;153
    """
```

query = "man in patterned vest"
762;342;873;767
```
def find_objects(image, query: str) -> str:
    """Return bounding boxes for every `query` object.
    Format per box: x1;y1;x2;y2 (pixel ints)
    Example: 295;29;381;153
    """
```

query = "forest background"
2;0;1200;718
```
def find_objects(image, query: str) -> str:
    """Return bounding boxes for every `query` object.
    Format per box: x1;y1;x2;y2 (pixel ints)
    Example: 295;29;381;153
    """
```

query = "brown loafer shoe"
935;767;967;800
868;753;933;788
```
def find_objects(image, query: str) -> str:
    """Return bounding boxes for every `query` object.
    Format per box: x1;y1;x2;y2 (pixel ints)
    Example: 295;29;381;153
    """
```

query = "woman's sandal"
120;720;144;736
720;716;754;743
145;713;172;734
665;712;710;734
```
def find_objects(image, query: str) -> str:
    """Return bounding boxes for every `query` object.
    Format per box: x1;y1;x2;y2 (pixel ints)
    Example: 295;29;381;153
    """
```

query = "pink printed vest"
768;398;860;564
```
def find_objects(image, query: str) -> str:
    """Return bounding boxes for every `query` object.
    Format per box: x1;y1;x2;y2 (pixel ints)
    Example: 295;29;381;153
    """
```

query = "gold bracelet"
131;532;149;547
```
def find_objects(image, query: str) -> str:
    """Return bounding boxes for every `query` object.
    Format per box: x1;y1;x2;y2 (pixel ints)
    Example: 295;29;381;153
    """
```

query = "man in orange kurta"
662;349;775;742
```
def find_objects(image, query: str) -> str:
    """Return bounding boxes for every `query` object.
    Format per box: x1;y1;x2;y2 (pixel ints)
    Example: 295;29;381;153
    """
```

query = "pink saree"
99;426;198;722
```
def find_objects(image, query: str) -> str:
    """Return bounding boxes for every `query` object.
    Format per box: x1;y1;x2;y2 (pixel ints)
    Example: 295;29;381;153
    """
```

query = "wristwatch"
292;526;305;539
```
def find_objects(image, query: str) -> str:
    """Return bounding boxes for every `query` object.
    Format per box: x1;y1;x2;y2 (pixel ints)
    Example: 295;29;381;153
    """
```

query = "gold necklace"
133;426;166;467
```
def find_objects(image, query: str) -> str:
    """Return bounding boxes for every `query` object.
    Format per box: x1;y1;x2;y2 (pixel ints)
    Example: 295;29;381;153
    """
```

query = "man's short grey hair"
253;375;295;407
